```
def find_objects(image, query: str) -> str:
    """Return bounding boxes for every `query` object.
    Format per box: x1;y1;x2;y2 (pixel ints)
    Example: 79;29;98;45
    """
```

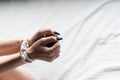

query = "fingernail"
54;31;60;35
57;37;63;41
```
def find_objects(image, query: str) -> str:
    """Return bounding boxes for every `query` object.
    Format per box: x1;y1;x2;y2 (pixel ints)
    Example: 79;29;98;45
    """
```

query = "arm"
0;39;21;56
0;29;60;74
0;67;37;80
0;39;25;73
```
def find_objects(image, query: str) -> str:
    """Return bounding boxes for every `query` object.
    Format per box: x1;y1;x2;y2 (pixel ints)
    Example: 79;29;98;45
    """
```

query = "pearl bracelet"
20;40;33;63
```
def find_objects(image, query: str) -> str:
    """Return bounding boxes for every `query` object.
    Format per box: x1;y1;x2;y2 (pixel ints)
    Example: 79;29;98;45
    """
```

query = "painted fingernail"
57;37;63;41
54;31;60;35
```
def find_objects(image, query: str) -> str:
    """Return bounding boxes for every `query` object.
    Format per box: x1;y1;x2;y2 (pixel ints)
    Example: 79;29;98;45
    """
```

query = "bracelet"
20;40;33;63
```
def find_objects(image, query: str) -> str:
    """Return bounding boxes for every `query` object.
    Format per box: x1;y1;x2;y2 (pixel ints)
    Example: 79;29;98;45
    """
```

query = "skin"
0;29;61;80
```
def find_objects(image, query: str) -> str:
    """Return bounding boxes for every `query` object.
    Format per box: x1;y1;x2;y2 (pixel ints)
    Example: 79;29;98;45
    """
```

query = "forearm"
0;67;37;80
0;29;61;74
0;53;25;73
0;38;26;73
0;39;21;56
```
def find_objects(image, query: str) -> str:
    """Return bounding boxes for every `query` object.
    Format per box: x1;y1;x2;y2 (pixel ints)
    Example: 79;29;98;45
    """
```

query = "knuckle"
37;30;42;35
57;43;60;47
56;50;60;54
45;50;52;57
55;55;59;59
50;36;55;40
48;58;54;62
48;48;53;53
40;38;46;42
44;48;49;52
48;56;53;59
45;49;50;53
47;54;59;62
45;28;52;32
48;52;52;57
47;53;54;59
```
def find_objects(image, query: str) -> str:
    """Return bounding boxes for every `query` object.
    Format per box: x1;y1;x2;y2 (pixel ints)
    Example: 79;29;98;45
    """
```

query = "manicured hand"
26;29;61;62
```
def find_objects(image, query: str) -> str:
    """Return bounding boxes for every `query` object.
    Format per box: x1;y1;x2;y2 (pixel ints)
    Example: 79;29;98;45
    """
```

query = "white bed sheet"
0;0;120;80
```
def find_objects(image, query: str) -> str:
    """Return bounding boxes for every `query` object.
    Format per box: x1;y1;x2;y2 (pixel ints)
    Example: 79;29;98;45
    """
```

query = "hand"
27;36;60;62
27;29;56;46
26;29;61;62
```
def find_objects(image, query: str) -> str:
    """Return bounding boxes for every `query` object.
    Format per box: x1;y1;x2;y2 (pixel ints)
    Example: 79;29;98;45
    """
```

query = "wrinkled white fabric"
0;0;120;80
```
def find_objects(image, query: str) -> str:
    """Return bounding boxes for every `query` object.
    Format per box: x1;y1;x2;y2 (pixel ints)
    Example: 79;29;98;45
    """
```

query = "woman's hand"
27;29;56;46
26;29;61;62
0;29;61;73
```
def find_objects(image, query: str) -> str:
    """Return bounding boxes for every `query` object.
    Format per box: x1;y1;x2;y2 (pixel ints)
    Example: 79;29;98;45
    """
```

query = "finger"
54;48;60;55
37;56;52;62
37;49;60;62
51;48;60;59
40;36;58;46
37;51;59;62
40;29;56;37
45;42;60;56
48;46;60;58
48;42;60;51
39;43;60;59
53;50;60;59
31;29;55;42
31;36;57;48
47;50;60;62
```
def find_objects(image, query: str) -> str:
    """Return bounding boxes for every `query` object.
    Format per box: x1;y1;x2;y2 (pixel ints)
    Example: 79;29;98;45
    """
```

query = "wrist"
26;38;32;46
20;40;34;63
25;48;36;61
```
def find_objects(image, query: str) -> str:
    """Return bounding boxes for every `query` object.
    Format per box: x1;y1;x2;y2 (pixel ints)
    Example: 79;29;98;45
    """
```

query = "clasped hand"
26;29;61;62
